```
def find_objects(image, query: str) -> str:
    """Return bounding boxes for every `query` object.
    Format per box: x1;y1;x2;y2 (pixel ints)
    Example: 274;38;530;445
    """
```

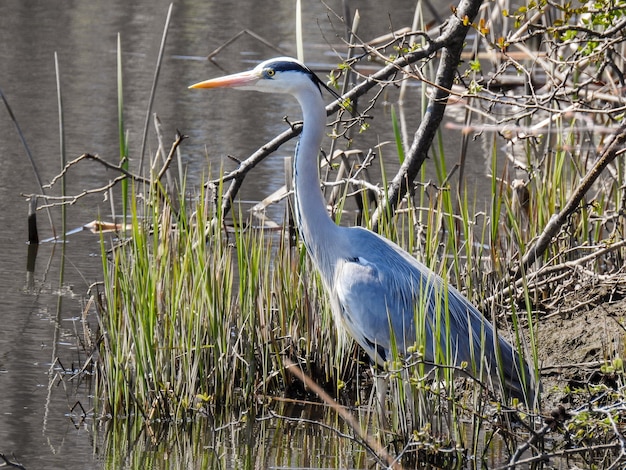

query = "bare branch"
34;131;187;210
284;359;403;470
44;153;147;190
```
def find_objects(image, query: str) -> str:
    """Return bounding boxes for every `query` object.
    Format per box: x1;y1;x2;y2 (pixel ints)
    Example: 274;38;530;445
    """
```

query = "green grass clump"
96;182;353;421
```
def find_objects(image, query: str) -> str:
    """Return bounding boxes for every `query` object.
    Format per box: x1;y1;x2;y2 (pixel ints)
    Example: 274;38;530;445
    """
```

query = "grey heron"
190;57;535;405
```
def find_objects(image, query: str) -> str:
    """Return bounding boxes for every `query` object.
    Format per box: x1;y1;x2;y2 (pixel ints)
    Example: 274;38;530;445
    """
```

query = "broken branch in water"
0;452;26;470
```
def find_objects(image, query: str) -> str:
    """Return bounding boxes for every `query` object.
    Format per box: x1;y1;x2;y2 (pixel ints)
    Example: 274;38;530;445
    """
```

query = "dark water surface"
0;1;485;468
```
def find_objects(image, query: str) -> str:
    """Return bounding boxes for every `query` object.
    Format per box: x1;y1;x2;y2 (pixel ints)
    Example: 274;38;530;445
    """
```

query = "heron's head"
189;57;323;96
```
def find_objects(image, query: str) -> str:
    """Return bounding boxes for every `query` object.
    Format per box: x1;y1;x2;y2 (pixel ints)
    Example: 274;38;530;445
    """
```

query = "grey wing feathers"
334;227;442;364
333;227;532;399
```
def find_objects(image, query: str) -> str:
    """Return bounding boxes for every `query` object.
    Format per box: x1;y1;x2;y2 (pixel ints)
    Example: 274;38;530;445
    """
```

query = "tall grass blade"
50;54;68;437
295;0;304;62
117;33;129;224
54;51;67;310
54;52;67;241
391;105;405;164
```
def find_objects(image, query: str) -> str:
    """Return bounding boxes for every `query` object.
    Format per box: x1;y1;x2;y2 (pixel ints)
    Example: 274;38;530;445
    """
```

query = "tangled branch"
25;131;187;210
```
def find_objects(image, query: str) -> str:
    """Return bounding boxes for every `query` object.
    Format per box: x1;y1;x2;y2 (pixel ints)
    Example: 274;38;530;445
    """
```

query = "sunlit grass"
90;92;626;469
95;177;354;421
91;109;626;466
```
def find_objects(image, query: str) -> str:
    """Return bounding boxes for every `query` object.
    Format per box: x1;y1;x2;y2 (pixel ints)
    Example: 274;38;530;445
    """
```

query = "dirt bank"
537;284;626;409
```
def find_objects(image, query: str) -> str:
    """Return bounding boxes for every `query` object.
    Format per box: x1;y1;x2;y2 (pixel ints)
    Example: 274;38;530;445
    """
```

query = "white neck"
291;85;338;277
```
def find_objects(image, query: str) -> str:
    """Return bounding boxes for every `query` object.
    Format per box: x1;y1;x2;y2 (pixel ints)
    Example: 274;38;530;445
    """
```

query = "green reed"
93;115;625;465
96;176;352;420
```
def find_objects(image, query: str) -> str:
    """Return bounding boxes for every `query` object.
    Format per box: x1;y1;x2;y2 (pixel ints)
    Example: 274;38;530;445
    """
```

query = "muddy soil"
536;284;626;410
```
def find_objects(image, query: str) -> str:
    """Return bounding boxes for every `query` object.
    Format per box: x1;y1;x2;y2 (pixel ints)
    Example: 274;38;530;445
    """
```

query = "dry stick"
44;154;146;188
156;131;186;181
0;453;26;470
502;441;620;469
506;394;626;469
504;422;552;469
151;115;171;187
599;407;626;464
284;359;404;470
533;240;626;281
485;238;626;307
326;8;360;208
520;122;626;272
31;132;186;209
216;125;303;216
33;174;127;210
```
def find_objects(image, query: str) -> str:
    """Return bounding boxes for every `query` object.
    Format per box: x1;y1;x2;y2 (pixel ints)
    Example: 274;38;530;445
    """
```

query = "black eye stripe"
263;59;342;101
271;60;311;74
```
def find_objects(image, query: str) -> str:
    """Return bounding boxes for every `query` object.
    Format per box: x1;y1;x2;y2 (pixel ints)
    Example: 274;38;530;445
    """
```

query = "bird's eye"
265;68;275;78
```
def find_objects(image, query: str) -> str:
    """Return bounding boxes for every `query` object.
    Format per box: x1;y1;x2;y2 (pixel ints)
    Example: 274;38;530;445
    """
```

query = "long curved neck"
292;87;338;274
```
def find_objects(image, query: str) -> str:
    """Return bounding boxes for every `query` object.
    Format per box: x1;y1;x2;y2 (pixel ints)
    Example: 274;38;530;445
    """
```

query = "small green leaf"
391;105;405;163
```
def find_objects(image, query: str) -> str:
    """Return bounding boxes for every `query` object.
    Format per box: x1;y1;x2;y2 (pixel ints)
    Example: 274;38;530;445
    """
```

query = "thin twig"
156;131;187;181
500;442;619;469
484;237;626;308
44;153;146;189
26;174;127;209
33;131;186;210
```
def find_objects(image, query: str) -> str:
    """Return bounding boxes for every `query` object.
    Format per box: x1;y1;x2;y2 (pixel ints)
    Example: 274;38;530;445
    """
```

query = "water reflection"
100;404;370;470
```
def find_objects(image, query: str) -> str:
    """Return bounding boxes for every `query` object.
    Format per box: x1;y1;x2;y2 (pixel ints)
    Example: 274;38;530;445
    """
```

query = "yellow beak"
188;69;260;89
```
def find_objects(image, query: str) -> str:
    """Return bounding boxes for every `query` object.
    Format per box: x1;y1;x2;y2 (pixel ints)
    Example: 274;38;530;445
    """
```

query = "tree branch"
371;0;483;229
520;121;626;271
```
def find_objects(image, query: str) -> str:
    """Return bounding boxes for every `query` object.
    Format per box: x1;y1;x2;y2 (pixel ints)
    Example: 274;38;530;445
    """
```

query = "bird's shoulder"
338;226;430;280
335;226;478;316
332;227;427;357
332;226;440;308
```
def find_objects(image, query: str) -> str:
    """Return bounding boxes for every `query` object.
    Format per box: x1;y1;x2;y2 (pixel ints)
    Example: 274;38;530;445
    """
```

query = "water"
0;1;487;468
